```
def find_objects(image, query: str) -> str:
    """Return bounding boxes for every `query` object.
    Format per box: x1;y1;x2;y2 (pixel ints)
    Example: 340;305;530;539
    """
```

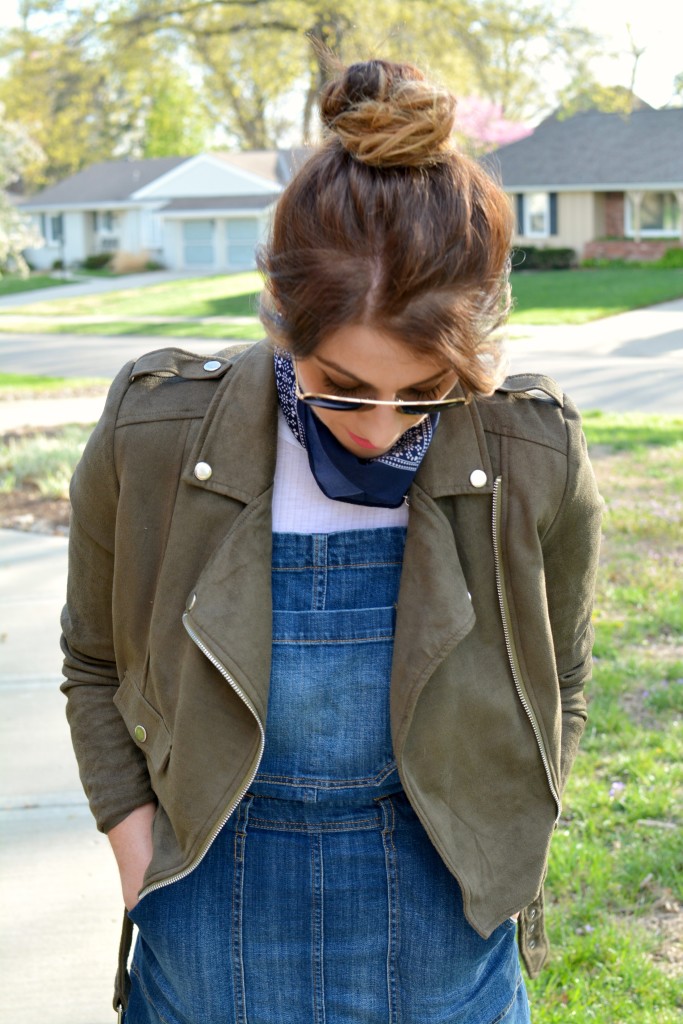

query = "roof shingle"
486;108;683;189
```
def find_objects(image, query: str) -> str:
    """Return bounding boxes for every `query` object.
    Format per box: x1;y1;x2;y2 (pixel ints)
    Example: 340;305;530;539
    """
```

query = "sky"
0;0;681;109
571;0;683;107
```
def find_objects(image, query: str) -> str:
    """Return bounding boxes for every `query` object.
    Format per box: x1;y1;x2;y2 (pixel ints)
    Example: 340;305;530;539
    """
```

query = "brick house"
486;108;683;261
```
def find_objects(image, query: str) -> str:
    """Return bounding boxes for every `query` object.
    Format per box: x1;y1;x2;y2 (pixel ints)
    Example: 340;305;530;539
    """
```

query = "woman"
61;59;602;1024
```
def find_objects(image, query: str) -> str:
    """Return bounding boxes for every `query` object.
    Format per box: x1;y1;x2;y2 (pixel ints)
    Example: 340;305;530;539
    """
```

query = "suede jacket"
61;340;602;982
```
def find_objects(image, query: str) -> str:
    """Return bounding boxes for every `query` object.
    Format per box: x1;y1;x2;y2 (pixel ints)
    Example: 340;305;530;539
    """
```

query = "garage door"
183;220;215;267
226;219;259;270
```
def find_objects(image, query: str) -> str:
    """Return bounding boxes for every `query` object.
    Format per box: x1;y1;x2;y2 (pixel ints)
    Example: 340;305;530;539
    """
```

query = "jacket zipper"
137;612;265;900
491;476;561;822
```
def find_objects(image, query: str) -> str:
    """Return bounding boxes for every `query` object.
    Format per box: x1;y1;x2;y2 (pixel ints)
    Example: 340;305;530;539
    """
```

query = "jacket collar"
183;340;494;503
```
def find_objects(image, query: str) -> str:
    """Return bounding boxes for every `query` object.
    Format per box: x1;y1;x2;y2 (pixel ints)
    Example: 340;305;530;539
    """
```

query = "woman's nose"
361;404;411;446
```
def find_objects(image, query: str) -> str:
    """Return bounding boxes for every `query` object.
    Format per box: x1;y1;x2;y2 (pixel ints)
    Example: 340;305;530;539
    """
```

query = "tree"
453;96;532;155
0;104;44;275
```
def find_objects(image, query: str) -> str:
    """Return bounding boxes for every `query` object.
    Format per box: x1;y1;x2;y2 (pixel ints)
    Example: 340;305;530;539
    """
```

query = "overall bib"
126;528;529;1024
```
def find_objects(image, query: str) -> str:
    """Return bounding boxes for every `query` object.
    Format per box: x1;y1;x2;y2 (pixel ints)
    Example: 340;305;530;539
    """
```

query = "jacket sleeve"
60;361;156;833
541;397;603;791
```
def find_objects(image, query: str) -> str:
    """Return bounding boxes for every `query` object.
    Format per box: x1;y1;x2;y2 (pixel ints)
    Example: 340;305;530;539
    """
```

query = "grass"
0;319;264;341
526;412;683;1021
509;267;683;324
0;372;109;396
0;270;263;318
2;267;683;332
0;274;74;297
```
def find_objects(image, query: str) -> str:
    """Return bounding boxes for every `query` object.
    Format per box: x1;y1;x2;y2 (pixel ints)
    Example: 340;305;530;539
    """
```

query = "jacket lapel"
181;342;278;724
391;399;495;754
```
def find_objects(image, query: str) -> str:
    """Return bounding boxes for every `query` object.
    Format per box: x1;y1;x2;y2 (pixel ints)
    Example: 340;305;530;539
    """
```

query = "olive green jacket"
61;340;602;979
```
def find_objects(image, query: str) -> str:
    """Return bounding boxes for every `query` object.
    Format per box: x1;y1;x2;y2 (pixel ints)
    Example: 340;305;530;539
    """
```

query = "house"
486;108;683;261
19;150;307;272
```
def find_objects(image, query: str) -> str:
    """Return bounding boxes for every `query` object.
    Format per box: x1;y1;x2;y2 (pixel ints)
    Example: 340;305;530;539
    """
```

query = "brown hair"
258;59;514;395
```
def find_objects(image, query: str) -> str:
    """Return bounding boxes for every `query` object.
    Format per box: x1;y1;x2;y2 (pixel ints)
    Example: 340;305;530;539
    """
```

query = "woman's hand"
107;802;157;911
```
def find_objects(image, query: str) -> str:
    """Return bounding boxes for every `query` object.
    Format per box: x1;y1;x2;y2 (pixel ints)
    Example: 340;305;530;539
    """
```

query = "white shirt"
272;409;410;534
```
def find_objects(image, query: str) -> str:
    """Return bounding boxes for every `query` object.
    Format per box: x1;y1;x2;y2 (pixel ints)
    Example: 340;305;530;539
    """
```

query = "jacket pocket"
113;670;172;774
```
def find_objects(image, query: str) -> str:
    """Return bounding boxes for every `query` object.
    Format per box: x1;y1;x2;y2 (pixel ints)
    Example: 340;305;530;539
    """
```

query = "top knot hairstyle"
258;59;514;395
320;60;457;168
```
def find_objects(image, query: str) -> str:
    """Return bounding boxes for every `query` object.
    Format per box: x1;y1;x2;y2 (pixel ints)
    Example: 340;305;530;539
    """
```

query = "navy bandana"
273;348;439;508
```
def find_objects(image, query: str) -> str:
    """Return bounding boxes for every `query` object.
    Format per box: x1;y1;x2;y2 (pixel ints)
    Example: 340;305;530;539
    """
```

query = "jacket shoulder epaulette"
495;373;564;408
128;344;252;384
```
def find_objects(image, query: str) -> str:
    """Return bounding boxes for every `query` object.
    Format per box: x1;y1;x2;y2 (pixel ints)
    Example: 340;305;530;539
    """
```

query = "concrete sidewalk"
0;529;121;1024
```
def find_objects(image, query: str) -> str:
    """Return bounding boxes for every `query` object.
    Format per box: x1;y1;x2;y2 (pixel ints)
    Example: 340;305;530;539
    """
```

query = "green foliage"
0;0;603;180
81;253;113;270
657;247;683;269
512;246;576;270
0;424;92;498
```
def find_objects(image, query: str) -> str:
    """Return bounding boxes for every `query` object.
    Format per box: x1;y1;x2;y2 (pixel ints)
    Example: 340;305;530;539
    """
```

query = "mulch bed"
0;488;70;535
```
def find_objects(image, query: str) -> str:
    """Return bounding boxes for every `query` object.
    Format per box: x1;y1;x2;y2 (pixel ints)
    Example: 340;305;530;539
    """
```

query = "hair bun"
320;59;457;168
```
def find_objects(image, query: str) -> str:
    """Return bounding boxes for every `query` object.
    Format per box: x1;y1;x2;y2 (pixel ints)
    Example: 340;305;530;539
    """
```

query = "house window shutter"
516;194;525;235
549;193;558;235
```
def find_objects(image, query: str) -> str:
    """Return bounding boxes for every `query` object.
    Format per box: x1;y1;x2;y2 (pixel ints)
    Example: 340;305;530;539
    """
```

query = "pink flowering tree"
454;96;532;155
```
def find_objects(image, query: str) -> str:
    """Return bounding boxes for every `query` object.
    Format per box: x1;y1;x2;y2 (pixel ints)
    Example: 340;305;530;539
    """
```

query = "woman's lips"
347;428;379;450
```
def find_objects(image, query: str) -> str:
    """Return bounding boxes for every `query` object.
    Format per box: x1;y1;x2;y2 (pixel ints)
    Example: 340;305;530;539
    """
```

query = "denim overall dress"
126;528;529;1024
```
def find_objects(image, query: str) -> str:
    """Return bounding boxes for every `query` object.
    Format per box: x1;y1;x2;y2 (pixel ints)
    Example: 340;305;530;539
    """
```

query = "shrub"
656;246;683;269
512;246;576;270
51;258;64;270
81;253;113;270
145;259;166;271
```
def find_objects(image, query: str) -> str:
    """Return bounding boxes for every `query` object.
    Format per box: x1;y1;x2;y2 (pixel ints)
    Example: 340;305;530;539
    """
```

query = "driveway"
506;297;683;413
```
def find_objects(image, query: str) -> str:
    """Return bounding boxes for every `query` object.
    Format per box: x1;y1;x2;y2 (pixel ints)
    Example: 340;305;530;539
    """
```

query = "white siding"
135;156;279;200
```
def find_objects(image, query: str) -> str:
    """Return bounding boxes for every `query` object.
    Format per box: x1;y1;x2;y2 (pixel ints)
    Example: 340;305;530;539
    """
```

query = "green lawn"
0;271;263;318
0;320;264;341
2;268;683;336
510;267;683;324
0;274;74;297
0;372;109;397
526;411;683;1022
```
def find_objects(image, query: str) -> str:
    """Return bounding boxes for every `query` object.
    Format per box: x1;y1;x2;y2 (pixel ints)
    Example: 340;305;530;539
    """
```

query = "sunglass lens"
305;396;363;411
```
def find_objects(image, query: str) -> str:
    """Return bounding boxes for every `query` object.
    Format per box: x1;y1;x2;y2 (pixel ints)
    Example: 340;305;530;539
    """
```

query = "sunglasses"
294;366;470;417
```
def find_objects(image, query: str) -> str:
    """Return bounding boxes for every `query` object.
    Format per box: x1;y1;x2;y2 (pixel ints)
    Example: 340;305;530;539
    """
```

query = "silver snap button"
134;725;147;743
469;469;487;488
203;360;222;373
529;908;537;920
194;461;212;481
528;939;536;950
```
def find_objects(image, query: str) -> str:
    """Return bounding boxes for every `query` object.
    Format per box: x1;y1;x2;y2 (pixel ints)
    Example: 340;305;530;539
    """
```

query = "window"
39;213;64;245
183;220;215;266
102;211;118;233
225;219;259;270
525;193;550;237
626;192;680;237
516;193;557;238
